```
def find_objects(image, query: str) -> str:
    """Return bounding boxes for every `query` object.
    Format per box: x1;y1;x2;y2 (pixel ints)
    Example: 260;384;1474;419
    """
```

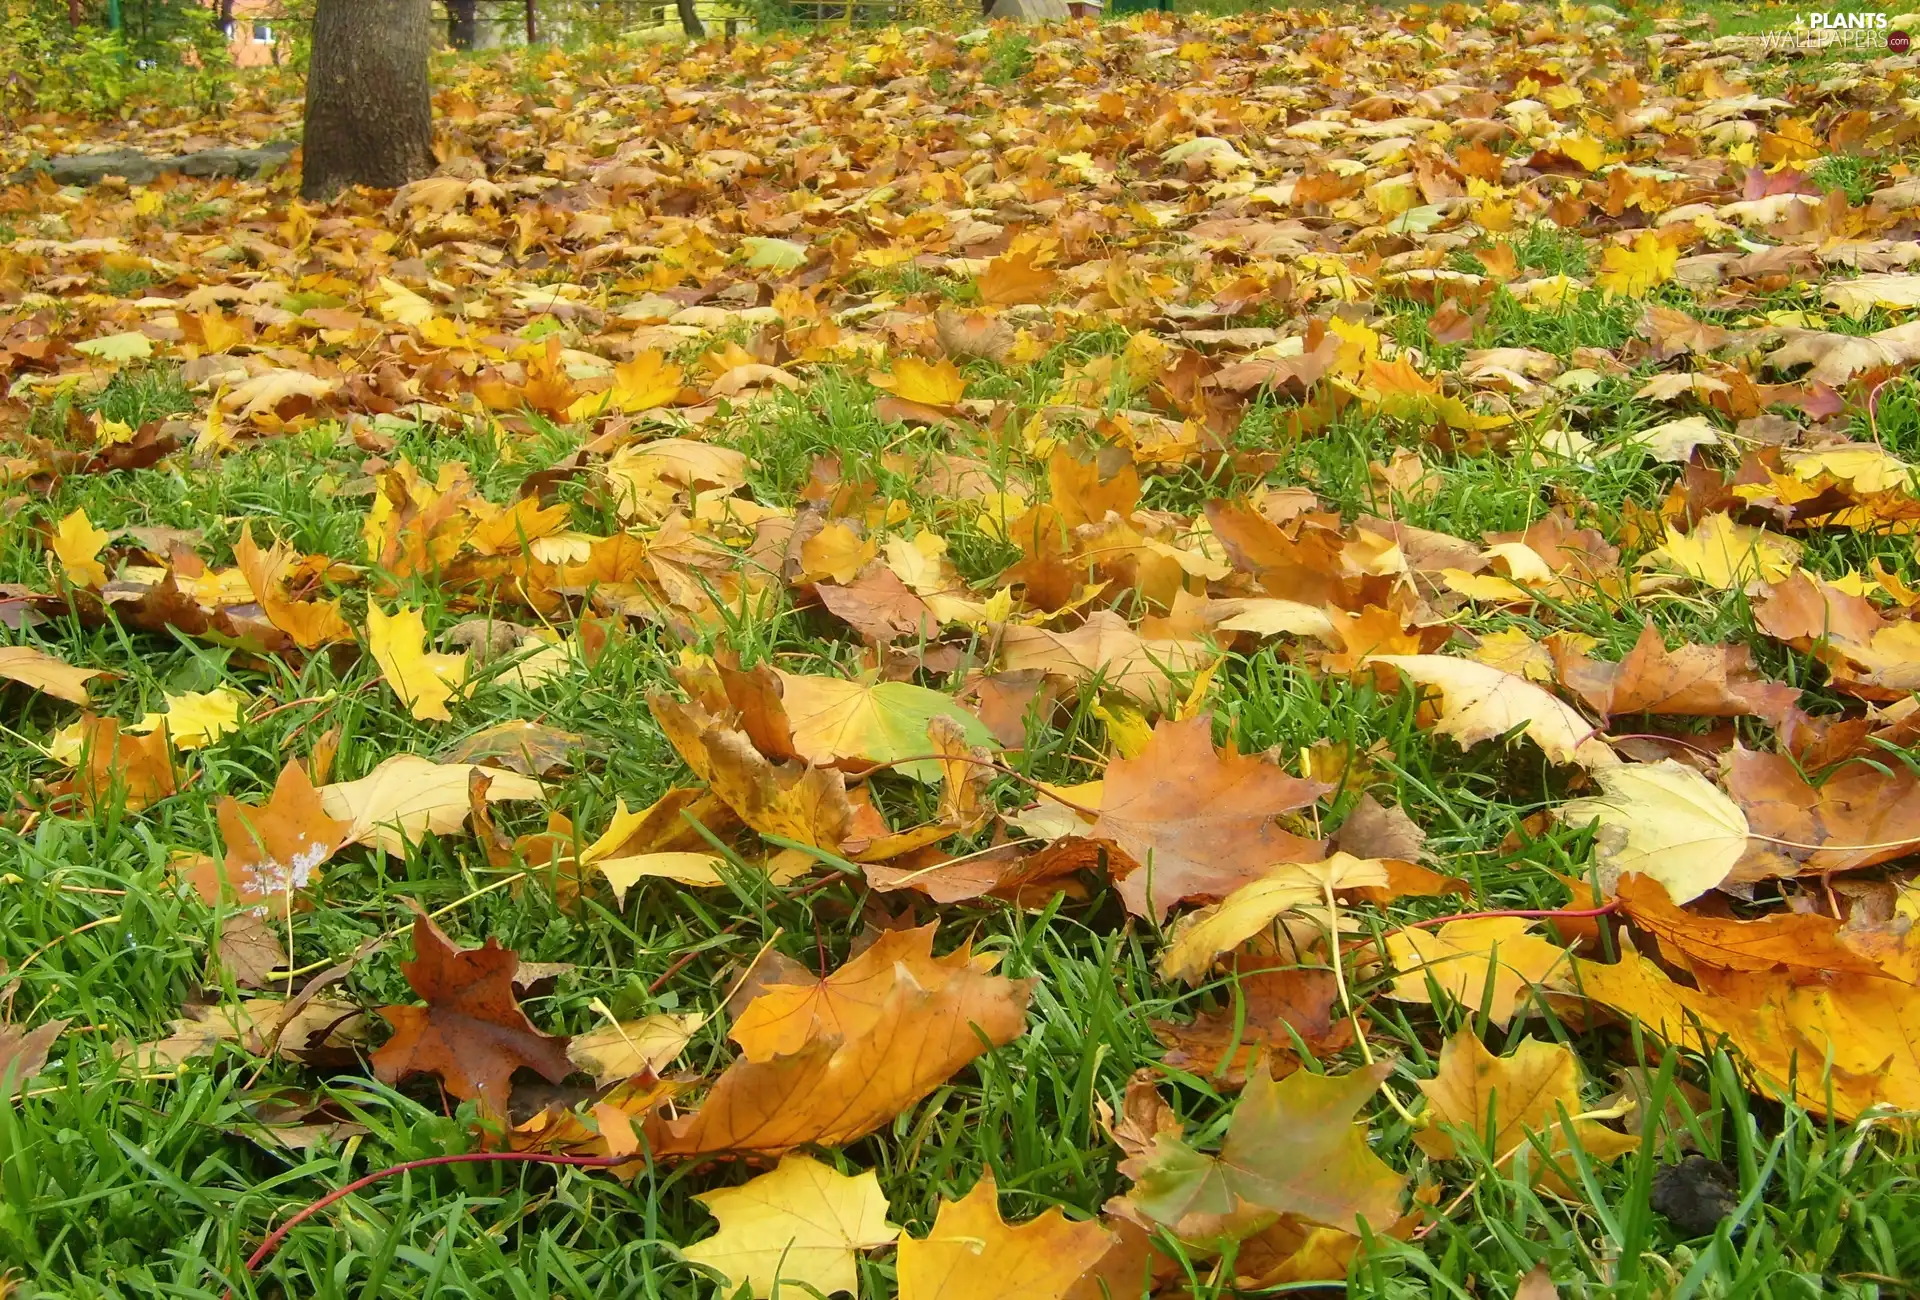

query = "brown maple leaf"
1724;747;1920;880
1551;622;1798;723
1614;874;1885;978
372;913;573;1117
1076;715;1327;920
651;693;852;851
644;936;1029;1155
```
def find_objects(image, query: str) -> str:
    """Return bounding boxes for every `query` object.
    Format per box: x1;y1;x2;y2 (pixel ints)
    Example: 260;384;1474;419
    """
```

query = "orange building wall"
221;0;282;67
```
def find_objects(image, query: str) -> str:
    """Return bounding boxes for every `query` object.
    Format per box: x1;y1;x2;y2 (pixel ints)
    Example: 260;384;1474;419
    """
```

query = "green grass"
6;0;1920;1281
3;246;1918;1297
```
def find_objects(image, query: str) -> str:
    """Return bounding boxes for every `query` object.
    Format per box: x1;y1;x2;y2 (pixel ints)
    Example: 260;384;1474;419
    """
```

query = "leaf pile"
5;3;1920;1294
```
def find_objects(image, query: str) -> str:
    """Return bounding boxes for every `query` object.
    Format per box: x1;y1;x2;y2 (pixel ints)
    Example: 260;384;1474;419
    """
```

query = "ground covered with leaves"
4;4;1920;1297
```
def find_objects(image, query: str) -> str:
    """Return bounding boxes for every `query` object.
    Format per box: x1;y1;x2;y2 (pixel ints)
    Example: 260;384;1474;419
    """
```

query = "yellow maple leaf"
366;604;468;722
871;356;967;408
91;412;136;446
1555;132;1608;171
1640;513;1801;593
52;509;110;588
684;1154;898;1299
1596;233;1677;298
1385;917;1575;1026
896;1172;1112;1300
127;687;249;751
1415;1030;1638;1189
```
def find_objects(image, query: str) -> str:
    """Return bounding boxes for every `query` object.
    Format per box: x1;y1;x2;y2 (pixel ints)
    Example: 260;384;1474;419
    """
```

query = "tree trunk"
300;0;435;201
675;0;704;37
69;0;85;27
447;0;477;48
524;0;537;42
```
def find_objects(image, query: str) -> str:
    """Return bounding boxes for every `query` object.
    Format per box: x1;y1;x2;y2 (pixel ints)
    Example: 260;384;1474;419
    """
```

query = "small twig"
261;872;527;982
646;874;845;995
233;1150;642;1288
1606;732;1722;759
18;914;122;972
1392;902;1621;933
850;752;1104;817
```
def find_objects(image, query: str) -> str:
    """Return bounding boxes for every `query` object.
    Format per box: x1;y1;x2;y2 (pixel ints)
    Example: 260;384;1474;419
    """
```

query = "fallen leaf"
730;925;998;1061
977;250;1059;306
1723;746;1920;879
0;645;103;704
1639;514;1801;594
367;604;468;722
1556;759;1748;903
897;1171;1111;1300
1573;946;1920;1121
1515;1265;1561;1300
127;686;247;750
0;1017;69;1095
685;1154;899;1300
1127;1062;1407;1235
1613;873;1885;978
567;1013;704;1086
1627;415;1721;463
1152;961;1352;1088
871;357;968;408
75;715;176;812
644;934;1030;1155
1076;715;1327;920
235;524;352;648
1371;655;1617;768
52;509;110;588
774;673;996;779
1160;855;1387;983
371;912;572;1117
317;755;544;855
997;611;1215;708
1384;918;1573;1026
187;760;350;917
1415;1030;1638;1188
1552;622;1797;723
652;694;853;852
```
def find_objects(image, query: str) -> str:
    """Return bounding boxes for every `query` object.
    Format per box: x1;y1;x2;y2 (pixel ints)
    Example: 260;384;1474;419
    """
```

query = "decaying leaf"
187;760;350;916
1126;1063;1407;1236
371;912;572;1117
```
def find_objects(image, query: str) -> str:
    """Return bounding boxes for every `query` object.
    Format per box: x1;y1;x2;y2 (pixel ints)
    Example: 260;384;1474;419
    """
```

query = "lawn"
3;3;1920;1298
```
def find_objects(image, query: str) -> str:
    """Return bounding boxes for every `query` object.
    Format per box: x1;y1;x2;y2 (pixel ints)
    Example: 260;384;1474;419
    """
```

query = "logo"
1804;11;1888;27
1893;29;1913;51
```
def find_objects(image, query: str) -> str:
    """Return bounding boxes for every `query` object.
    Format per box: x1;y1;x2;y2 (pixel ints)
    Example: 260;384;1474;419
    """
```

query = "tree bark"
300;0;435;201
69;0;85;27
675;0;704;37
524;0;537;42
447;0;477;48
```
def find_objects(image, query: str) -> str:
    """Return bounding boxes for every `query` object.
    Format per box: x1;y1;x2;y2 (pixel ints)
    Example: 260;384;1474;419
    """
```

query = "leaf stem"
234;1150;641;1286
1394;902;1622;932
